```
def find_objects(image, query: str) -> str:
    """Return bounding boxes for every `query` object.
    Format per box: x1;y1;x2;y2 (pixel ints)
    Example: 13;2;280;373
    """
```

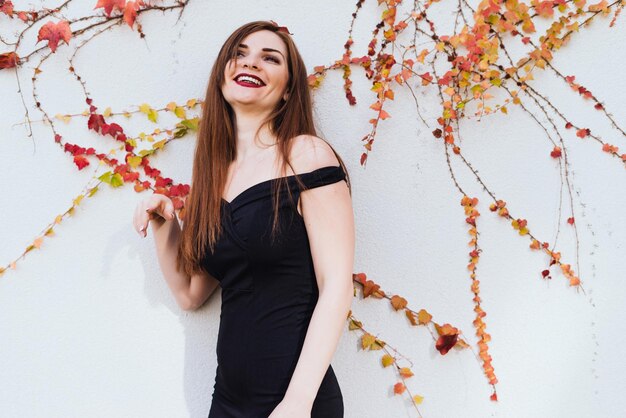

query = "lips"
234;72;266;88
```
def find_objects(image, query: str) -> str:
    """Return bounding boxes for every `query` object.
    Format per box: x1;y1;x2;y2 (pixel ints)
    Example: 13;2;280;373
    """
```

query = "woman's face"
222;30;289;112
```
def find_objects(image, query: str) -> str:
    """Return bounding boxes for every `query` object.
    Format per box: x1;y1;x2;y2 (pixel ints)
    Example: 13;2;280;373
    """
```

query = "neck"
232;105;277;159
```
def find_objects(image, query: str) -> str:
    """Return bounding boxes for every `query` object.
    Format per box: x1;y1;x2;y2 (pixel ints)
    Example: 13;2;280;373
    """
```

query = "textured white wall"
1;1;624;417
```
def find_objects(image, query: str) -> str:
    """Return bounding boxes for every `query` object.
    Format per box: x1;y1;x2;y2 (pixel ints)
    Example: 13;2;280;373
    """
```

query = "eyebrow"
238;43;285;59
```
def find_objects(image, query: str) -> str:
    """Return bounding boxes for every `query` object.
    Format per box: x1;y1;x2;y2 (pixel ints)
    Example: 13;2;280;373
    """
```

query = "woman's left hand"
267;396;312;418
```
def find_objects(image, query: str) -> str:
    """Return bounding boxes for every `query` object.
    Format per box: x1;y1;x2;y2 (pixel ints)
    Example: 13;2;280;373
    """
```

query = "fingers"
135;195;176;238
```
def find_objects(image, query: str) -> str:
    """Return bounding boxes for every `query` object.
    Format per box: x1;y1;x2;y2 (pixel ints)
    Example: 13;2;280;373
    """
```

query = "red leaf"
88;114;106;133
567;217;574;225
0;51;19;69
73;155;90;170
37;20;72;53
94;0;126;17
550;146;561;158
435;333;458;355
123;1;144;28
0;1;14;16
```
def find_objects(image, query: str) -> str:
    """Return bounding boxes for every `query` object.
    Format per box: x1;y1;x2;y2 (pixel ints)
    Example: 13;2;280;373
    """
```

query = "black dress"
203;164;346;418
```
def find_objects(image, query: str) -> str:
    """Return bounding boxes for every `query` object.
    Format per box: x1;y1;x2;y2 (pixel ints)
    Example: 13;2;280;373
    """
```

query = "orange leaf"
94;0;126;16
123;1;144;28
405;310;418;326
417;309;432;325
399;367;414;378
390;295;408;311
394;382;405;395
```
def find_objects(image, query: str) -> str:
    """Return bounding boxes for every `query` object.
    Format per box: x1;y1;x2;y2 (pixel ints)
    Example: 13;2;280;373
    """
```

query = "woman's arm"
279;136;355;408
142;200;220;311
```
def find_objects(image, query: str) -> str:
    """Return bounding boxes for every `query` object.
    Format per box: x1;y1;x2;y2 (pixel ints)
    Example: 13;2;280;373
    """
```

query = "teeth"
236;75;262;85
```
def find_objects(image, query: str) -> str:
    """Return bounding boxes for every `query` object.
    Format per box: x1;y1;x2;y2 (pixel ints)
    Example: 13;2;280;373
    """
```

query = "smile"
235;79;264;88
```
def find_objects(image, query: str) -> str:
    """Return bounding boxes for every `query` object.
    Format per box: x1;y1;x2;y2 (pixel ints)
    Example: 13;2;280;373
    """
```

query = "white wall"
1;1;624;417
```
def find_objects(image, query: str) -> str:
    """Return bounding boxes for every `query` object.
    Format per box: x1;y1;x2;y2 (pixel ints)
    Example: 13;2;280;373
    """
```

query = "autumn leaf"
393;382;405;395
370;338;385;350
390;295;407;311
381;354;394;367
37;20;72;53
94;0;126;16
399;367;414;378
73;155;90;170
124;1;144;28
0;51;19;69
361;333;376;350
405;310;417;326
436;333;458;355
435;323;459;355
348;318;362;330
417;309;432;325
139;103;158;122
413;394;424;404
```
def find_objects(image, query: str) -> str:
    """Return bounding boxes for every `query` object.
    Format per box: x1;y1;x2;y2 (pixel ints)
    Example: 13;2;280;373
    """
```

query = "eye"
264;55;280;64
236;50;244;57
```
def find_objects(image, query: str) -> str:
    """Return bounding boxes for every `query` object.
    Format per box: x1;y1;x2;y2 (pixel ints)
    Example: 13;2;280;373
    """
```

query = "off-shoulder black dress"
204;165;346;418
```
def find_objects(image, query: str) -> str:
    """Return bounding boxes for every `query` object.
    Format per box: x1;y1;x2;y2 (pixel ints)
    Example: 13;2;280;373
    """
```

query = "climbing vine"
1;0;623;415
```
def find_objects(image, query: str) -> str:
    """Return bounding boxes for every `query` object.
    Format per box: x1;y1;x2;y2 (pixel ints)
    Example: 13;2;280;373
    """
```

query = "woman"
133;20;354;418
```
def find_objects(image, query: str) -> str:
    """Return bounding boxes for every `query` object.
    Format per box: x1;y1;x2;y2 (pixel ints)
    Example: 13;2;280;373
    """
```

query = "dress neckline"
221;165;341;206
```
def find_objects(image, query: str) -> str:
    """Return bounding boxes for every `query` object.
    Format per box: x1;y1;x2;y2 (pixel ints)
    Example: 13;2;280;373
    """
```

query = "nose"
240;54;259;70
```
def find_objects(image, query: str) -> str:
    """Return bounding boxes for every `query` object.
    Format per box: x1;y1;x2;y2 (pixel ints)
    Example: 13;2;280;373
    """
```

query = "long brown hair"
176;20;351;278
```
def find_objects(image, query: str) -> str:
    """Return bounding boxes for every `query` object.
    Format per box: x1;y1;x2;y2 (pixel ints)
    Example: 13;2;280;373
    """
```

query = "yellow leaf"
371;339;385;350
45;227;54;236
186;99;198;108
33;237;44;248
361;333;375;349
381;354;394;367
127;156;142;168
103;107;112;117
348;319;362;330
139;103;151;115
166;101;177;112
413;394;424;404
174;106;186;119
73;194;84;206
88;186;99;197
54;215;63;224
153;139;166;150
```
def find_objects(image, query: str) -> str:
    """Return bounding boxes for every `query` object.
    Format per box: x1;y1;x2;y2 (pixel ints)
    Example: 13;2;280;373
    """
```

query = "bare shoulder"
289;134;340;173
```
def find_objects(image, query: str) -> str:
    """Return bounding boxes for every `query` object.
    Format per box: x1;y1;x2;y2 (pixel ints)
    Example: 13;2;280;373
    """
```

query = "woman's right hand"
133;193;176;238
